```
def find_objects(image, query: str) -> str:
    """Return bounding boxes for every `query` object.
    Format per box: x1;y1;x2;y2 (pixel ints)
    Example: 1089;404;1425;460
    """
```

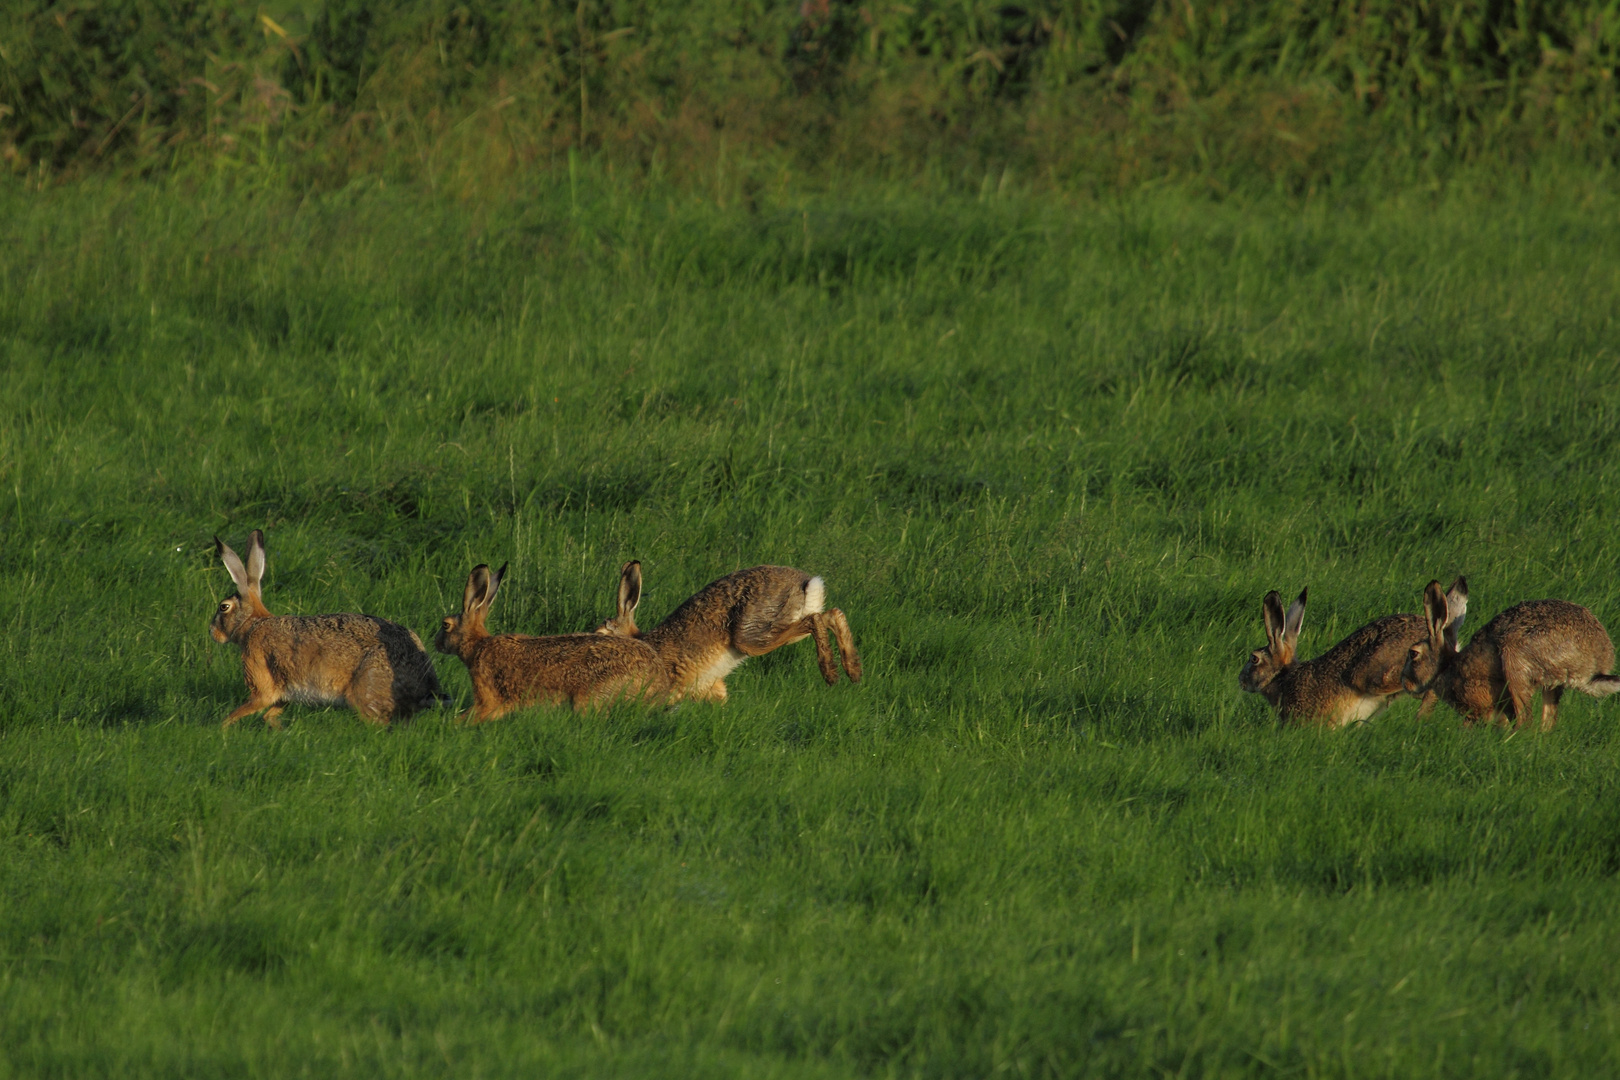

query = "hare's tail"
1582;674;1620;698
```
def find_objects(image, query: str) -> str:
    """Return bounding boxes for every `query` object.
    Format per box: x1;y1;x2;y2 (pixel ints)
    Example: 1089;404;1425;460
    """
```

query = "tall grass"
5;1;1620;194
2;172;1620;1073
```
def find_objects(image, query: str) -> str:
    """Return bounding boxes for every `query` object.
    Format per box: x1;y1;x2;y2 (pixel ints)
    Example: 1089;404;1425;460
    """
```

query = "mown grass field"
3;174;1620;1077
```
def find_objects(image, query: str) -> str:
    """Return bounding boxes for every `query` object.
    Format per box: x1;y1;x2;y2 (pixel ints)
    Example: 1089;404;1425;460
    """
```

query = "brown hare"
1403;578;1620;730
595;561;861;703
435;563;667;723
1238;581;1465;726
210;529;446;729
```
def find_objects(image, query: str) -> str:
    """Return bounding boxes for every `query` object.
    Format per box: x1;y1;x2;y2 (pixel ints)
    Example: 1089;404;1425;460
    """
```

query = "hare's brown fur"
596;562;861;703
1238;585;1460;727
436;564;666;723
210;530;445;728
1405;579;1620;730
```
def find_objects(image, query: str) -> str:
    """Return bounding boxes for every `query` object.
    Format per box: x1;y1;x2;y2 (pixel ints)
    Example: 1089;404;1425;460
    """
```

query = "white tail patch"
803;576;826;615
1583;675;1620;698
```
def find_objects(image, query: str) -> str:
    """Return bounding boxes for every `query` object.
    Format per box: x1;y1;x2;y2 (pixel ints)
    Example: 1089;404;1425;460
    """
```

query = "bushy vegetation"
3;171;1620;1074
5;0;1620;192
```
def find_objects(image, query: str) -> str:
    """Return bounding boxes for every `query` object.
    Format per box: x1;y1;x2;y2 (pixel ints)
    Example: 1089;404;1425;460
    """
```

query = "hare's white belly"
283;679;348;707
1337;695;1388;726
693;647;749;692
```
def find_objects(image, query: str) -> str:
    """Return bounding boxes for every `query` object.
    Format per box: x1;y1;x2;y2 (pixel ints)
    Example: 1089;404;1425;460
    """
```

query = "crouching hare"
211;529;446;728
436;563;667;722
595;562;861;703
1239;582;1464;727
1403;578;1620;730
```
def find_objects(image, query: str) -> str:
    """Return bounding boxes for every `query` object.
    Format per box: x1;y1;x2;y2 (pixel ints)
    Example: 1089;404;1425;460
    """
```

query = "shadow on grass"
96;694;167;726
536;791;614;824
379;913;472;961
165;918;292;983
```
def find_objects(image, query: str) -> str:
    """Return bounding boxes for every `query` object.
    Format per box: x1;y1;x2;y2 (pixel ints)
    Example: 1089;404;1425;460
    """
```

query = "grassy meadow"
3;172;1620;1076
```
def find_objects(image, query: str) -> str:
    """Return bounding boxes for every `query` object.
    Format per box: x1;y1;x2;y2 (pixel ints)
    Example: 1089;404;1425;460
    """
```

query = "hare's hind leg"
737;617;813;656
827;608;862;682
800;610;861;685
1540;685;1564;732
807;614;840;685
739;612;852;686
762;612;838;684
735;614;834;682
1504;684;1534;730
345;656;396;725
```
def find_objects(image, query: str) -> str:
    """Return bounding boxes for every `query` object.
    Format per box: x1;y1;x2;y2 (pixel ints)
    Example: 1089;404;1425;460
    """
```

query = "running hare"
210;529;445;728
1238;582;1464;726
435;563;666;722
1403;578;1620;730
595;561;861;703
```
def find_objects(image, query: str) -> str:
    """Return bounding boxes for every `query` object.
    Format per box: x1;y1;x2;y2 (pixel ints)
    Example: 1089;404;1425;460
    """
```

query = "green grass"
3;173;1620;1076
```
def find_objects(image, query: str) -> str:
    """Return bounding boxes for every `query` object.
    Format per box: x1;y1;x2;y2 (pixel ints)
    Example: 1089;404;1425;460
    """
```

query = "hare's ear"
216;536;252;596
1261;591;1286;651
245;529;266;594
1421;580;1449;643
463;565;491;615
1443;575;1469;649
482;563;508;610
618;561;643;619
1282;587;1307;646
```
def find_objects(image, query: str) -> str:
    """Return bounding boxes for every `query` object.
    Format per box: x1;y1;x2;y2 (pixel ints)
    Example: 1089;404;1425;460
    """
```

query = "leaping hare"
1403;578;1620;730
210;529;446;728
436;563;667;722
1238;581;1464;726
595;561;861;703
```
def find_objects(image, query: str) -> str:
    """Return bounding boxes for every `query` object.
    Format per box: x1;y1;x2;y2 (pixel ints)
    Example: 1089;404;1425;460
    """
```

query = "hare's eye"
443;619;454;630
